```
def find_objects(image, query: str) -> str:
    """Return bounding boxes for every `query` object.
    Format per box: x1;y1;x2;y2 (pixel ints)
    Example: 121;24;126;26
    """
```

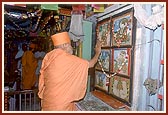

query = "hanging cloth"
69;11;85;42
134;4;164;30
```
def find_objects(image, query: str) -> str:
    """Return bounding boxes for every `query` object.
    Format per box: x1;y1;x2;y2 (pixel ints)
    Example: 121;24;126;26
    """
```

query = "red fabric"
72;5;85;11
38;49;89;111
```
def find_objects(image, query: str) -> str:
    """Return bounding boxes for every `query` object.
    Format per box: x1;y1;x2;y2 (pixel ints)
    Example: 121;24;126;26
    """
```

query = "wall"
131;4;165;111
82;20;93;92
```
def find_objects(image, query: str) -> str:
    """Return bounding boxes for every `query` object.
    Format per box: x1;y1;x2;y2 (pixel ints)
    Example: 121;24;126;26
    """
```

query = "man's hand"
94;40;101;55
89;39;102;68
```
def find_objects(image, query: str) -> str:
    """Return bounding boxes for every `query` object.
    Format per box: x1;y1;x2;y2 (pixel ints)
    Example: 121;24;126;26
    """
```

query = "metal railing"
4;89;41;111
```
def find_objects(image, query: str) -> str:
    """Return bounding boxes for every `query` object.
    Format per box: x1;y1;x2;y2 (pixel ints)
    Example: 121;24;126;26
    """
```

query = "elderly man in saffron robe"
38;31;101;111
21;43;37;90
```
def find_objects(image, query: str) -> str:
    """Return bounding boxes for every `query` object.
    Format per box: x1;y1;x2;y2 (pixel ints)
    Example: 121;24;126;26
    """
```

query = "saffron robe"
22;51;37;89
38;49;89;111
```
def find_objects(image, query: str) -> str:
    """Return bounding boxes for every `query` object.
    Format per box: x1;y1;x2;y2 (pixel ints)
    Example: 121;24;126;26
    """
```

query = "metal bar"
24;93;26;110
34;92;36;111
13;94;16;110
19;93;21;110
4;90;40;111
29;93;31;110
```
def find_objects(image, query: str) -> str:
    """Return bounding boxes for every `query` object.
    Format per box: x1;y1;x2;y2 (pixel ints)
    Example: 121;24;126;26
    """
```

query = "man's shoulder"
68;54;89;64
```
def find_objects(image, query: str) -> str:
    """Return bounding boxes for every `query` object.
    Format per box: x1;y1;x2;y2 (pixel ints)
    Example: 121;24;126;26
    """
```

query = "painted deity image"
96;49;110;71
97;19;111;47
95;71;109;91
112;48;130;76
112;12;133;47
109;75;130;102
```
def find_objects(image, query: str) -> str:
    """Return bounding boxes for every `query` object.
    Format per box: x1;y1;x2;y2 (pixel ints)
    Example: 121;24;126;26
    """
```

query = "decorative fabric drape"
134;4;164;30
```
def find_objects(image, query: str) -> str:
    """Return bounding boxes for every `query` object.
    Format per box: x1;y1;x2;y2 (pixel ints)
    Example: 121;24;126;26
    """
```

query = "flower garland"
115;55;128;73
112;18;131;47
98;55;128;78
98;59;117;78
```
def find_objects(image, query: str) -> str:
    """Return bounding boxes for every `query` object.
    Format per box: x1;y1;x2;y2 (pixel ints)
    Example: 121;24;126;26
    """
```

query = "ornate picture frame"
95;71;109;92
96;18;111;47
95;49;111;71
94;8;135;106
111;11;133;47
109;75;130;102
111;48;131;76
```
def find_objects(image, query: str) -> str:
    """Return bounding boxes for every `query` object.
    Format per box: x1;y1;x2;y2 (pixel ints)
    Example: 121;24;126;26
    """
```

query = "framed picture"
93;8;135;106
95;71;109;92
111;48;131;76
95;49;111;71
109;75;130;102
111;11;133;47
96;18;111;47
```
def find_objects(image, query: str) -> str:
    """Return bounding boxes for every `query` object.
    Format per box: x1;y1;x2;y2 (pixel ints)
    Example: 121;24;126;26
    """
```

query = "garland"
98;59;117;78
98;55;128;78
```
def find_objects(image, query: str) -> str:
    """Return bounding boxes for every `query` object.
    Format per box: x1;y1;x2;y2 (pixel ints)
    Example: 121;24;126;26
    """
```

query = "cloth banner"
69;14;84;42
7;4;26;7
41;4;58;10
72;5;85;11
92;4;104;12
59;8;71;16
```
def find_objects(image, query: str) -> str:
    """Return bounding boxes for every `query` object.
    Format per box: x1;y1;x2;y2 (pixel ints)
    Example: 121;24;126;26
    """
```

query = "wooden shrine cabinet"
77;4;136;111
